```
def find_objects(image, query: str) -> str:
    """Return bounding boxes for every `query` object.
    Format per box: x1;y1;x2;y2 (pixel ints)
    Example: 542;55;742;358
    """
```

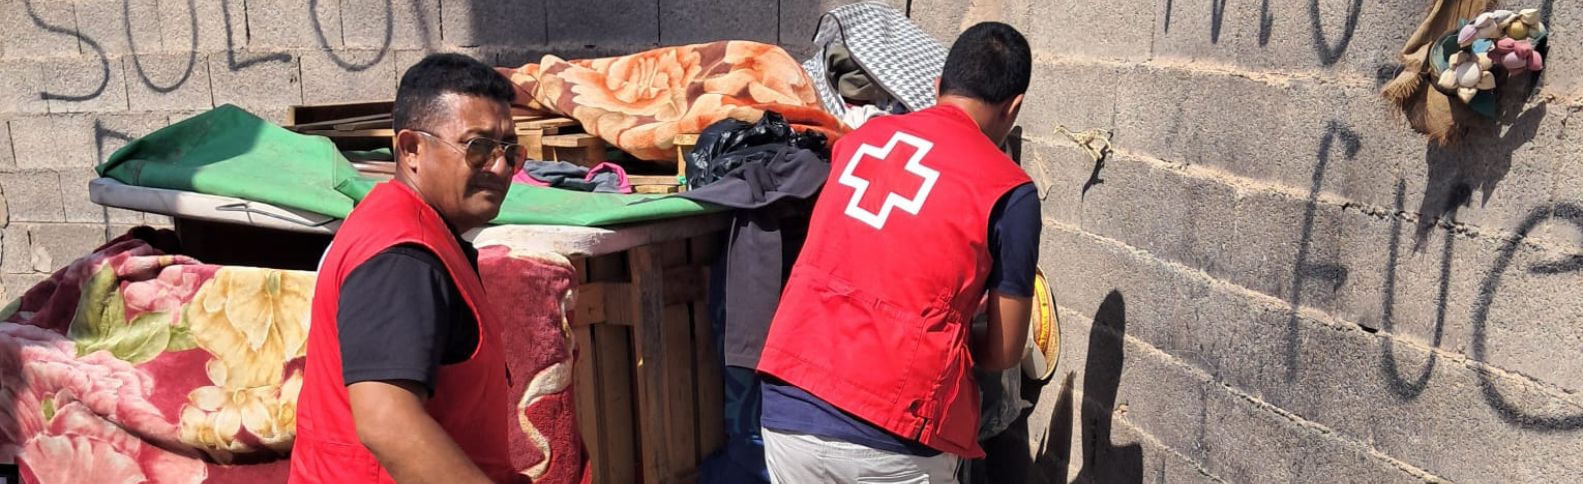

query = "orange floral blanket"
498;41;844;162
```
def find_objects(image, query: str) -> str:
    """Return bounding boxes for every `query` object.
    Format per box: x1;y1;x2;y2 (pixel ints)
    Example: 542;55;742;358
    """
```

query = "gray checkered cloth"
802;2;948;119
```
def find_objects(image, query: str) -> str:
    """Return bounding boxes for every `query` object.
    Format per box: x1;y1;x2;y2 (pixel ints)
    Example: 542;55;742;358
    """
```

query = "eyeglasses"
412;130;529;172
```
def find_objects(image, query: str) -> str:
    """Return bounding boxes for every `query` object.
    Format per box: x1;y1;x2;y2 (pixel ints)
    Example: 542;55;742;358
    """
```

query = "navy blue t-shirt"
761;182;1042;456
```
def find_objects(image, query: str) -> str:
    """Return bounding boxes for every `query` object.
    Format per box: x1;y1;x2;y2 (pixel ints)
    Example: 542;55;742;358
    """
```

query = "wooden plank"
657;239;688;268
333;117;393;131
660;267;704;305
302;128;395;138
626;246;669;484
287;100;395;126
572;282;611;327
662;304;698;481
543;133;600;148
572;326;606;482
691;301;726;463
633;185;681;195
687;233;725;265
594;324;639;484
521;117;580;130
673;133;700;145
626;175;680;186
287;112;388;131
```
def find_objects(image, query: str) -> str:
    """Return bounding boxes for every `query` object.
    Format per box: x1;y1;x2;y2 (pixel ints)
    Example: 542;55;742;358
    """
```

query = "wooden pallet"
569;233;726;484
287;101;700;194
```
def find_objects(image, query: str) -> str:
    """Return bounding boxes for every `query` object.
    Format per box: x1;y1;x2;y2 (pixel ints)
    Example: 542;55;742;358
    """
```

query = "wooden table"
90;178;728;483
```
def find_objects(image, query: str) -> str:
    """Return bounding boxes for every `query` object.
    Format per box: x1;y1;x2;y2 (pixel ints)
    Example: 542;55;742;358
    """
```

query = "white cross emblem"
837;131;939;230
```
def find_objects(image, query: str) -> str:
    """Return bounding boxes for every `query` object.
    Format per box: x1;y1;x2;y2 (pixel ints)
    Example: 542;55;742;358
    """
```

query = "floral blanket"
0;229;589;483
498;41;845;162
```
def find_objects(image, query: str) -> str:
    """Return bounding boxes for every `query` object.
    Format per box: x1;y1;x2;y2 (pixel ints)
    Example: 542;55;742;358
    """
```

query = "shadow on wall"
977;291;1142;484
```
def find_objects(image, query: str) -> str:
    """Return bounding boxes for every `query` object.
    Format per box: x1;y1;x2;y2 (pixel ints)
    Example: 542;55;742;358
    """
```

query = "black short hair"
939;22;1031;104
393;53;516;133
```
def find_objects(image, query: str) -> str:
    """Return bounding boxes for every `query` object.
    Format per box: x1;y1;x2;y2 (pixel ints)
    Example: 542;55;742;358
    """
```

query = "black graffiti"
1309;0;1364;65
1257;0;1274;47
1285;121;1359;381
308;0;393;72
1471;203;1583;431
221;0;291;70
126;0;198;93
1378;180;1450;399
1209;0;1229;44
92;120;133;163
25;0;110;102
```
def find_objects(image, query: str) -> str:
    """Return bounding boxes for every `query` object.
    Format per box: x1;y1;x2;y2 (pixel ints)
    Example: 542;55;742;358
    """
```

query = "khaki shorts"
762;427;961;483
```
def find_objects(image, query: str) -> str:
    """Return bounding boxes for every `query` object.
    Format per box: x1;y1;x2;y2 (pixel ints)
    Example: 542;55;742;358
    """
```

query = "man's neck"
936;95;996;139
394;175;471;237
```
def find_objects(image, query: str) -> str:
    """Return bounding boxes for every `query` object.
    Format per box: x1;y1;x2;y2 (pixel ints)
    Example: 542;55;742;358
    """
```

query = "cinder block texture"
0;171;64;223
1;0;83;59
660;0;778;46
343;0;441;51
73;0;162;57
440;0;546;49
545;0;659;49
27;223;106;272
43;56;128;113
0;61;49;114
244;0;341;50
207;52;300;111
300;50;397;105
125;53;213;112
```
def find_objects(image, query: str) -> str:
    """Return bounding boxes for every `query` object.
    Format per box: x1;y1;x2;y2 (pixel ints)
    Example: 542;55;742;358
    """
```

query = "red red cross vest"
757;104;1032;458
290;181;515;483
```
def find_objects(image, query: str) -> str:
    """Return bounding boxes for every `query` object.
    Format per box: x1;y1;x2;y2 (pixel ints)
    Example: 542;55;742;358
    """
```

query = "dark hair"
939;22;1031;104
393;53;516;133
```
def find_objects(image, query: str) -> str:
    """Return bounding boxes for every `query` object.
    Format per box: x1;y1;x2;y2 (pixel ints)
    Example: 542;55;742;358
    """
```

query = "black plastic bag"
685;112;828;189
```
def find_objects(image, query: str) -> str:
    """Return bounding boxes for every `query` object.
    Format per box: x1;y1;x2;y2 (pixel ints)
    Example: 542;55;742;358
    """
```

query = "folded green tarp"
98;105;715;227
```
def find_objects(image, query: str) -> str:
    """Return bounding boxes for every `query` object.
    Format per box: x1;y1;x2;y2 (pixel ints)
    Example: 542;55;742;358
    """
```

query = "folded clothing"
513;160;633;194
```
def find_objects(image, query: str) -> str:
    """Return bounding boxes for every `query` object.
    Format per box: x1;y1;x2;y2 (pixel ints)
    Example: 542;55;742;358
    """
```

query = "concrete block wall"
0;0;898;300
914;0;1583;481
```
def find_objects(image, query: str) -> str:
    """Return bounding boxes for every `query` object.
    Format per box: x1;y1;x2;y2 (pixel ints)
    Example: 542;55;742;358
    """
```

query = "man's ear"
1004;93;1026;119
394;130;423;176
934;77;942;96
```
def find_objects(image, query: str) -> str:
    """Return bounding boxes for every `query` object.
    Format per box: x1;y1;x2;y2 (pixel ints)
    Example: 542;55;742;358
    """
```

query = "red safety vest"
290;182;515;483
757;105;1032;458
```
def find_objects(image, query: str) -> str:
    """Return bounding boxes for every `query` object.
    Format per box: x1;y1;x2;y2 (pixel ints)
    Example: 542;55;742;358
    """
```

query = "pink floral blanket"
0;230;588;483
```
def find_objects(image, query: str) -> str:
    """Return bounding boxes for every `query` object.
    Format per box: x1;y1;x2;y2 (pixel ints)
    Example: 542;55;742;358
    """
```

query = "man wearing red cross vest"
757;23;1040;482
292;54;529;483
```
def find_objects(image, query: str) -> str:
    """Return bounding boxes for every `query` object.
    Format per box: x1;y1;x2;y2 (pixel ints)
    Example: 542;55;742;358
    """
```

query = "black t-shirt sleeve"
985;183;1043;298
337;245;469;394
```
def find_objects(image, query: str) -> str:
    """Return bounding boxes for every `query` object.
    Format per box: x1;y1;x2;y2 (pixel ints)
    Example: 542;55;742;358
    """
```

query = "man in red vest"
291;54;528;483
757;22;1038;482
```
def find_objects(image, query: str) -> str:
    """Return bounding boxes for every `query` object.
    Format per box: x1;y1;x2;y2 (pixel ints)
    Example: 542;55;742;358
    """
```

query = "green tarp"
97;105;715;227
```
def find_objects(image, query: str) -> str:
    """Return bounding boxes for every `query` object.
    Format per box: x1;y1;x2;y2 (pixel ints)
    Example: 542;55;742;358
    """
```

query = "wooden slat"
594;324;638;484
662;304;698;481
626;175;680;186
287;112;388;131
302;128;395;138
573;283;611;327
660;267;704;305
673;133;700;145
572;326;606;482
633;185;682;195
626;247;669;484
543;133;600;148
521;117;580;130
286;100;394;126
333;117;393;131
691;300;726;468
